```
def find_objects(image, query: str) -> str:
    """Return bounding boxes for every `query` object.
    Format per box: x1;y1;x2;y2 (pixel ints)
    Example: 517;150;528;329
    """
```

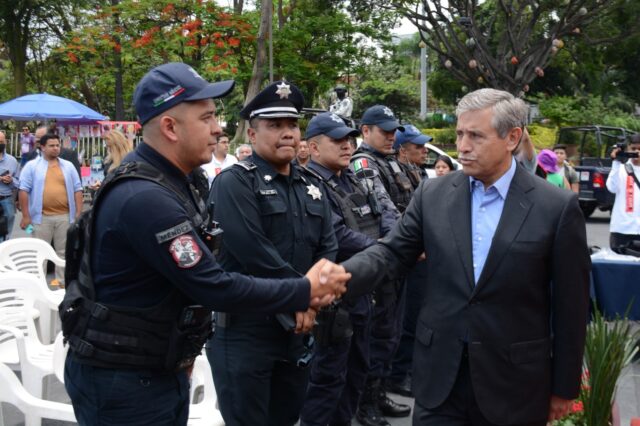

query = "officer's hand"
417;252;426;261
306;259;351;309
295;309;317;334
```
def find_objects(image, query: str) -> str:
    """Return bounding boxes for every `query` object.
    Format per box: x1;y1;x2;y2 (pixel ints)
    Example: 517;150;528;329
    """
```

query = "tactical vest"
59;161;212;371
352;150;414;212
400;162;426;190
307;168;381;241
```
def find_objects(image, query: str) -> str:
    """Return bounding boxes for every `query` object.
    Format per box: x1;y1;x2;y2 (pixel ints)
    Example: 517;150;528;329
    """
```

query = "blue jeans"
0;196;15;241
64;357;190;425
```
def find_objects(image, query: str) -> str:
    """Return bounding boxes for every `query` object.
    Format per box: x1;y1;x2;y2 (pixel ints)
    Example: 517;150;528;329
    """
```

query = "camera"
612;143;639;161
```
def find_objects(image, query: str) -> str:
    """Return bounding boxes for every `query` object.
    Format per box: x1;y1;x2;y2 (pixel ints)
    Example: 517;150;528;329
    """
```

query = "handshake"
305;258;351;310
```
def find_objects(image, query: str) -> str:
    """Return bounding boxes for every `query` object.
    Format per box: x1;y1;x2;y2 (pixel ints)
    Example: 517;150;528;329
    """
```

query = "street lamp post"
419;40;427;119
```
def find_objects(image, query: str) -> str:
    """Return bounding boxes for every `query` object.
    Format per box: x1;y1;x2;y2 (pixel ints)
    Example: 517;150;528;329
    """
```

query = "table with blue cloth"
590;258;640;320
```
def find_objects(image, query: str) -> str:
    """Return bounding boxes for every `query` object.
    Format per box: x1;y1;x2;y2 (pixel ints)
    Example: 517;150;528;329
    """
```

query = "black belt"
0;194;12;200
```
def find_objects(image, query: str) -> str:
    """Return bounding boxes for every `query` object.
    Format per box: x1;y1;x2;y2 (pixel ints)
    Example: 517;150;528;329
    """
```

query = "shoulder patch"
156;220;193;244
169;235;202;268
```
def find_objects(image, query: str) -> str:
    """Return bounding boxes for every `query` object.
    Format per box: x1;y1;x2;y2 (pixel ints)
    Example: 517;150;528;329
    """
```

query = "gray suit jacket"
343;164;590;424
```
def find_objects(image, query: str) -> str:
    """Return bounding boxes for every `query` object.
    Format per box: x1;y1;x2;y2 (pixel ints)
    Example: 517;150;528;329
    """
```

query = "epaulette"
298;165;324;182
233;160;258;171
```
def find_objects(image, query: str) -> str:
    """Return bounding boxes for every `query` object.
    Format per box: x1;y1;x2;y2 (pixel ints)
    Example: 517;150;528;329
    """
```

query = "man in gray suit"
342;88;590;426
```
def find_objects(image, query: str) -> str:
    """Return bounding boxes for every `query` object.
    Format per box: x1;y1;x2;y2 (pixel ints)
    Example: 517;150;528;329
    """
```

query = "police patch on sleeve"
169;235;202;268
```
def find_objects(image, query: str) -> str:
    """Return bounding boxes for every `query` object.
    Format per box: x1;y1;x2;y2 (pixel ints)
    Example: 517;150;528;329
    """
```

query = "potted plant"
554;307;638;426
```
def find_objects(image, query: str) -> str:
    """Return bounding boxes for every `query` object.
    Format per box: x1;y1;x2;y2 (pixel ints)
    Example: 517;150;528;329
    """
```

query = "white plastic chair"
0;238;65;282
0;362;76;426
0;277;56;400
187;354;224;426
52;332;68;384
0;239;65;344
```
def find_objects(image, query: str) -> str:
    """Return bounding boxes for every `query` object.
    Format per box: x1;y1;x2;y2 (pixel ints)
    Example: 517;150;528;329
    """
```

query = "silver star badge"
330;114;343;123
383;107;394;117
276;81;291;99
306;184;322;200
264;174;272;182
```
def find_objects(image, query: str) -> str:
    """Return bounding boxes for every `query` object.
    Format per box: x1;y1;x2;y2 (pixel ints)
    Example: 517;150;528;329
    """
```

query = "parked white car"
423;143;461;178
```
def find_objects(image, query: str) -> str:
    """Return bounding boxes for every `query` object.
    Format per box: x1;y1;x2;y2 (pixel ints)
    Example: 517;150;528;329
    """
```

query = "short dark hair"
40;133;60;147
628;134;640;145
436;155;455;171
552;144;567;152
217;133;229;142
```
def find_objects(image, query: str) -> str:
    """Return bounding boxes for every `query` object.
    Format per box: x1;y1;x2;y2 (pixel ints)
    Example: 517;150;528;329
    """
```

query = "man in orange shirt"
19;133;83;285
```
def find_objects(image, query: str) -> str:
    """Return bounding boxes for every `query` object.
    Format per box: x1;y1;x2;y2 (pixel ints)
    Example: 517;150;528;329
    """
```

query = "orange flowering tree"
52;0;256;120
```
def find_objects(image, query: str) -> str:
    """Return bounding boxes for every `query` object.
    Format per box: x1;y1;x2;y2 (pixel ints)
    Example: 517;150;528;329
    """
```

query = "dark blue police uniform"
205;80;338;426
63;64;315;426
300;161;375;426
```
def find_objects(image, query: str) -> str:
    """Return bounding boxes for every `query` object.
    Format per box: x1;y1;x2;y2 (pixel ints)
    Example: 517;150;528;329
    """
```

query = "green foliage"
527;124;558;149
538;95;640;130
420;128;456;146
581;308;638;426
354;72;419;122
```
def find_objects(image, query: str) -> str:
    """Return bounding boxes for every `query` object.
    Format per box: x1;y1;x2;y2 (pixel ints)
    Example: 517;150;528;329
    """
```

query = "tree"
387;0;638;95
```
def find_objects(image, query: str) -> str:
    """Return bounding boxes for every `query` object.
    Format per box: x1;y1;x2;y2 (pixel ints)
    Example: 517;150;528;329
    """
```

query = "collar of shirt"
468;156;516;199
308;160;354;193
251;152;301;184
134;142;190;186
357;143;386;158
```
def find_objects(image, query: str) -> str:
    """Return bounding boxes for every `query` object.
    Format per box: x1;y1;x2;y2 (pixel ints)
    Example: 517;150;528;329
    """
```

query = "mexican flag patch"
352;158;369;171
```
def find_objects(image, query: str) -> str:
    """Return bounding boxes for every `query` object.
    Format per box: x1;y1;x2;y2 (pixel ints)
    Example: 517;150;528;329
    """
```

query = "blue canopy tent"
0;93;106;123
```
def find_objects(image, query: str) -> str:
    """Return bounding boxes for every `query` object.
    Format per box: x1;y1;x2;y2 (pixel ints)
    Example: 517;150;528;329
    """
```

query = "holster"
313;304;353;346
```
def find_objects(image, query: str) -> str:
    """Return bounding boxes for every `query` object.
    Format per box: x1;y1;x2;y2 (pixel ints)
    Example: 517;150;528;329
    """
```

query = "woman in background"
434;155;455;177
103;130;133;176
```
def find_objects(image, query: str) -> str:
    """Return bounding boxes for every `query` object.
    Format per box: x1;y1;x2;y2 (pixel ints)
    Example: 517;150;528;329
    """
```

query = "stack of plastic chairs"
0;238;65;343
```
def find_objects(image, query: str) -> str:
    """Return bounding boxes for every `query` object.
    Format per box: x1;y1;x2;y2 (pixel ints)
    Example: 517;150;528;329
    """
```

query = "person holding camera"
607;134;640;254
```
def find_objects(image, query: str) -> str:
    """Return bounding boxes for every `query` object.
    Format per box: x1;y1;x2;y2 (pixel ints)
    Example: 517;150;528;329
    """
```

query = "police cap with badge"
360;105;404;132
239;80;305;120
305;112;360;140
393;124;433;150
133;62;235;125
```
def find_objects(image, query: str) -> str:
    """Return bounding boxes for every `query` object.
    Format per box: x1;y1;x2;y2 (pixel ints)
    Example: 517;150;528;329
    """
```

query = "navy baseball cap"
393;124;433;150
305;112;360;140
133;62;235;125
361;105;404;132
240;80;304;120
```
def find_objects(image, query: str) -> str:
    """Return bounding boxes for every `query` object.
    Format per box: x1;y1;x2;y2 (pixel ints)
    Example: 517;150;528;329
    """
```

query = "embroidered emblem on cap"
264;174;273;182
169;235;202;268
307;184;322;200
153;85;186;107
383;107;394;117
330;114;343;123
276;81;291;99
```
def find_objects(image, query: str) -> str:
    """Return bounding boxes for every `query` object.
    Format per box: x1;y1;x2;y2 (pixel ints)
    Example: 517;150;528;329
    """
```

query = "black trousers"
412;354;547;426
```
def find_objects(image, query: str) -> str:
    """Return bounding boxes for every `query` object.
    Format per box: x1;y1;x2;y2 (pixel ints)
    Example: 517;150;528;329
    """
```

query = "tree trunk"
111;0;125;120
233;0;244;14
232;0;271;144
2;4;31;97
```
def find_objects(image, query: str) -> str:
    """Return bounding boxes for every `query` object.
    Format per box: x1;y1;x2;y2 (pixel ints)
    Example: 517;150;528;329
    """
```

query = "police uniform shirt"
209;153;338;279
351;143;402;225
307;160;379;261
91;142;311;312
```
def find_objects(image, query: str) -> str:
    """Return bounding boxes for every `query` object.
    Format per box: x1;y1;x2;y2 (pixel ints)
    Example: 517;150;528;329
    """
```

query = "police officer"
394;124;432;186
61;63;349;426
350;105;412;424
299;113;396;426
388;125;432;397
206;81;339;425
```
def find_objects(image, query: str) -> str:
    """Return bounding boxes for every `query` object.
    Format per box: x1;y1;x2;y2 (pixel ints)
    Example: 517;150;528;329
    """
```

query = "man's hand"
0;175;12;184
20;216;31;229
295;308;317;334
611;146;622;160
305;258;350;310
547;395;572;422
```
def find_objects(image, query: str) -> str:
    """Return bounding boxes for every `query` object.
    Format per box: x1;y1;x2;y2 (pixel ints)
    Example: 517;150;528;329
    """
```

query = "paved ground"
2;209;638;425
